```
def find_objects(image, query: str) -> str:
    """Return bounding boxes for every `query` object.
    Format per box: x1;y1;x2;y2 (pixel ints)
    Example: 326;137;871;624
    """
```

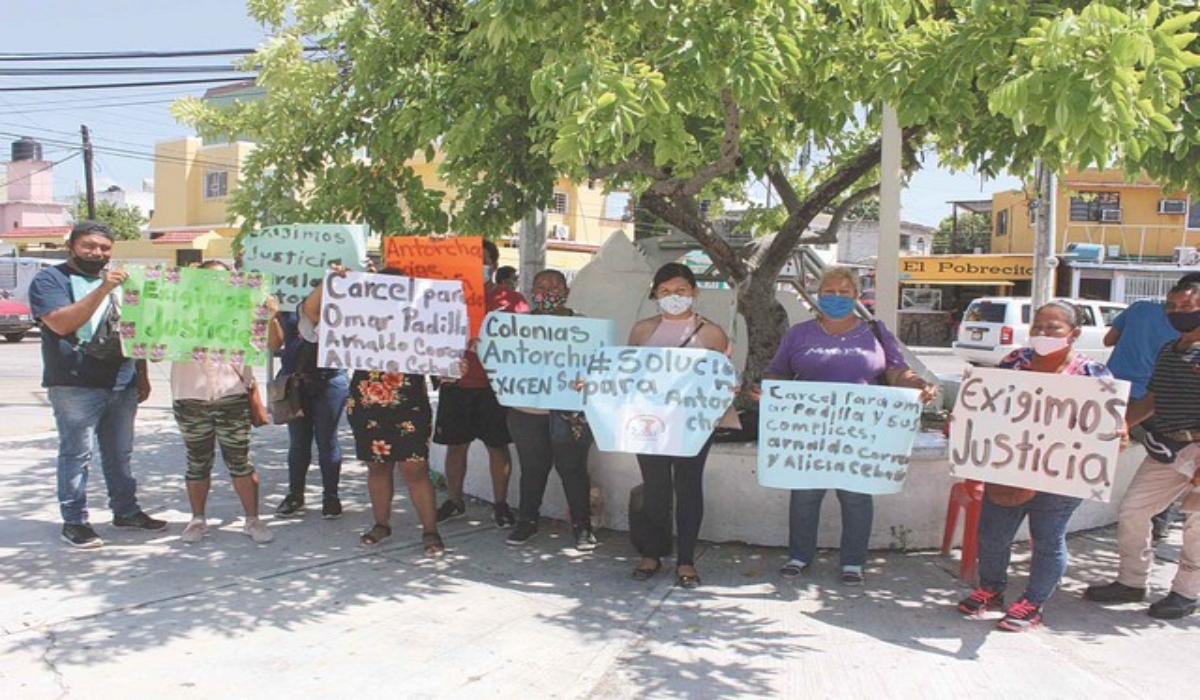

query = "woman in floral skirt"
299;265;443;555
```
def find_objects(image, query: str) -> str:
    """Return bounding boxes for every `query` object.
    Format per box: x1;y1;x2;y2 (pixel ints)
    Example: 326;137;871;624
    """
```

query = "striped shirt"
1147;341;1200;433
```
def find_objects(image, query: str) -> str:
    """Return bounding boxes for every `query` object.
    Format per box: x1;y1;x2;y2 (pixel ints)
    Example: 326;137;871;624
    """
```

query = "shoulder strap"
678;317;706;348
867;319;884;348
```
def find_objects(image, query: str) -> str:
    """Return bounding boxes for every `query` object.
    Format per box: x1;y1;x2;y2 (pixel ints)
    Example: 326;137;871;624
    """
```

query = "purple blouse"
765;319;907;385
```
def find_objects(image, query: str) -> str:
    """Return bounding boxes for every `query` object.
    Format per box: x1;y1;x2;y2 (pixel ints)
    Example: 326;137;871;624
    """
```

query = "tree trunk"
737;274;791;387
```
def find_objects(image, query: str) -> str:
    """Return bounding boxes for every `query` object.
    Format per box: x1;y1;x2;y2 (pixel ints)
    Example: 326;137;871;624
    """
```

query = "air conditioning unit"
1100;208;1123;223
1106;245;1121;259
1067;242;1105;262
1174;246;1199;265
550;223;571;240
1159;199;1188;215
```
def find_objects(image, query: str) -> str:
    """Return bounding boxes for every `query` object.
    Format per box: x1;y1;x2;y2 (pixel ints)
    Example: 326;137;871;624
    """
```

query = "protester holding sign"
762;267;933;587
303;265;445;555
1085;280;1200;621
433;239;528;528
504;270;598;551
171;261;274;545
957;301;1113;631
269;308;350;521
626;263;730;589
28;221;165;548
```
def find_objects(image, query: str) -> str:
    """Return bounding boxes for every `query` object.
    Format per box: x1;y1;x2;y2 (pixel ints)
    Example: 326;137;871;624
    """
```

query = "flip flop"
631;558;662;581
422;531;445;557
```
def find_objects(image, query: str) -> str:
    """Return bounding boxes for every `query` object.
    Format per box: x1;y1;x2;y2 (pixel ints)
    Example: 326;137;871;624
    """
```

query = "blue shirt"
28;263;136;389
1105;300;1177;399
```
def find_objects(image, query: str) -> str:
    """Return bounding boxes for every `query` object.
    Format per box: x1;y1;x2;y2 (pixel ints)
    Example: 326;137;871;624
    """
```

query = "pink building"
1;137;69;233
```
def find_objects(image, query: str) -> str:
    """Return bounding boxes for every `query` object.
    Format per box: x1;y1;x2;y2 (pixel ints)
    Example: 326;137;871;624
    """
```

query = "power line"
0;49;267;62
0;77;258;93
0;152;79;189
0;66;252;76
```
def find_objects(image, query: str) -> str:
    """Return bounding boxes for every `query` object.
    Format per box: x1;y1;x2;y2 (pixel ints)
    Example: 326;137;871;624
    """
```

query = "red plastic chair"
941;479;985;584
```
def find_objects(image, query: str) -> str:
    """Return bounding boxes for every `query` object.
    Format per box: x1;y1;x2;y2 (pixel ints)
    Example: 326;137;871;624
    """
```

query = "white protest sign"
949;367;1130;501
317;270;467;377
241;224;367;308
757;380;923;495
581;346;737;457
478;311;616;411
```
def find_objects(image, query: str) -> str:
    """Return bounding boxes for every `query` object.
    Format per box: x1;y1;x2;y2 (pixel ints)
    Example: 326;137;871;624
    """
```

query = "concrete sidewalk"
0;417;1194;699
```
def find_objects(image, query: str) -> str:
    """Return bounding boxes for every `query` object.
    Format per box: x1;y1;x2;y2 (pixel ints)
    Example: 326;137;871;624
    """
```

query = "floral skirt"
346;371;432;463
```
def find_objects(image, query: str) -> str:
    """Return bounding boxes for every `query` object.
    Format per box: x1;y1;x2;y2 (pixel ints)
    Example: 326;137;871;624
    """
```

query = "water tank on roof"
11;137;43;162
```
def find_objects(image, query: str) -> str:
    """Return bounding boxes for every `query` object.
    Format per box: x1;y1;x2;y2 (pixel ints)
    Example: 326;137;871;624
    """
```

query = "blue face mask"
817;294;856;319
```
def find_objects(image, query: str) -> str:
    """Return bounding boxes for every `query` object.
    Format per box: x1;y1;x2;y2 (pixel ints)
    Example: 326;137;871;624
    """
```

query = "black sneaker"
1147;591;1198;620
112;511;168;532
573;525;598;552
322;496;343;520
61;523;104;549
275;494;306;518
493;502;517;529
1083;581;1147;603
506;520;538;546
436;499;466;523
958;588;1005;616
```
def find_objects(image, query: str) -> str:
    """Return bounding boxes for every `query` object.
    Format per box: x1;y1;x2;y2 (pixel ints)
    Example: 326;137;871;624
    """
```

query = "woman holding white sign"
300;265;445;556
763;267;934;586
627;263;730;589
957;301;1112;631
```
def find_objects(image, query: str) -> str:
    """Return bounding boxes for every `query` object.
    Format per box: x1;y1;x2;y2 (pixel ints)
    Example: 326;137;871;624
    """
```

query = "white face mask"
657;294;694;316
1028;335;1071;356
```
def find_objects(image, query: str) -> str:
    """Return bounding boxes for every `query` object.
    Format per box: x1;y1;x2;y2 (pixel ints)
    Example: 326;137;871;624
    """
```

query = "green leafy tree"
67;197;146;241
176;0;1200;384
934;212;992;254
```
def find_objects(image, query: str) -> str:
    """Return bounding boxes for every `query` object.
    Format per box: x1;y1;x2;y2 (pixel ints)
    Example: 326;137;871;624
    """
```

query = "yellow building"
990;169;1200;261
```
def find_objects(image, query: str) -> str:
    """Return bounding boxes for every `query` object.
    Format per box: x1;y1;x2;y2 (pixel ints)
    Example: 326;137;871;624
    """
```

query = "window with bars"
204;171;229;199
549;191;569;215
1068;191;1120;222
1188;198;1200;230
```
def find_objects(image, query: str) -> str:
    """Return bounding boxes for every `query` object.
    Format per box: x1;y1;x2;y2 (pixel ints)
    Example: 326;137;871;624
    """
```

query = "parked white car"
952;297;1127;366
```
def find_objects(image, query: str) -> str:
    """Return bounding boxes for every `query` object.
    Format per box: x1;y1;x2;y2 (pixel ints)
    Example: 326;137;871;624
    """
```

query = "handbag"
80;295;124;361
268;374;305;424
246;381;270;428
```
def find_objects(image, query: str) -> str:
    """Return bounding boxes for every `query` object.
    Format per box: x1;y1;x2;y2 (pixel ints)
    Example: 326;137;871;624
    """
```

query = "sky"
1;0;1023;228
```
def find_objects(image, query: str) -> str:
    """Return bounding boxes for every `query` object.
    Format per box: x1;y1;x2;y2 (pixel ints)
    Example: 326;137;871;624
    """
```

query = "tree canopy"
68;197;146;241
178;0;1200;381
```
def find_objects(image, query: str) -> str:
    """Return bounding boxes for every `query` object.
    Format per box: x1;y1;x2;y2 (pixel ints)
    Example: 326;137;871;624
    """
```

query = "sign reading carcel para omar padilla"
900;255;1033;283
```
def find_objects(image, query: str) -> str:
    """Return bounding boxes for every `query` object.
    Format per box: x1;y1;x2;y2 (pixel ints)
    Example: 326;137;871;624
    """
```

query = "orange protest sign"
383;236;486;336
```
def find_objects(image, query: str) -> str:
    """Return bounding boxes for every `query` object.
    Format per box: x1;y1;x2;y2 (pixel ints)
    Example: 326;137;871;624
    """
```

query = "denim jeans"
788;489;873;567
978;491;1082;606
286;372;349;499
48;384;141;524
508;409;592;525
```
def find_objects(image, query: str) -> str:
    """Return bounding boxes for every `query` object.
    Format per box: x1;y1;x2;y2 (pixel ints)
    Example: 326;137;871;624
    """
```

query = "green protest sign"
241;224;367;309
117;265;273;366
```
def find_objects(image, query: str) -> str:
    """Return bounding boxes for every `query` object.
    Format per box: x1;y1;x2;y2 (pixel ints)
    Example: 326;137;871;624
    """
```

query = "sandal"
631;558;662;581
421;531;445;557
675;571;702;589
359;524;392;547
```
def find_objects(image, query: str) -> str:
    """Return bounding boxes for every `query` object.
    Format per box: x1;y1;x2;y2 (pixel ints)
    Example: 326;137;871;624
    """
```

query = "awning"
900;280;1014;286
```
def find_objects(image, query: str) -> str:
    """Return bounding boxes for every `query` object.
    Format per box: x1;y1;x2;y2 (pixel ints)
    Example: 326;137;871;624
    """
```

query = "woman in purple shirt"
764;268;933;585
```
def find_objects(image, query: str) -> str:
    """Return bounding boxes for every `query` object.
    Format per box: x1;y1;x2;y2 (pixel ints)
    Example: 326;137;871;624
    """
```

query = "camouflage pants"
173;394;255;481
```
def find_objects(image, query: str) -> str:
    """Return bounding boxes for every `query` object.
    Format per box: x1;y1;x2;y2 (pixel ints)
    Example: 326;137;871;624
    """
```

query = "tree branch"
588;156;669;182
766;164;802;213
647;87;741;197
822;183;880;242
640;191;749;282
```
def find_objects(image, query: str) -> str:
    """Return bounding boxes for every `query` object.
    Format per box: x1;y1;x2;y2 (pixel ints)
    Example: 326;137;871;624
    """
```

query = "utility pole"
80;124;96;220
1030;161;1057;309
518;207;546;299
876;104;902;330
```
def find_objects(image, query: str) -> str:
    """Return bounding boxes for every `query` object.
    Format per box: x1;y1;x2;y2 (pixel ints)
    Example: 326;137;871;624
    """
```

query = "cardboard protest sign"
118;265;272;366
240;224;367;309
383;236;486;337
949;366;1130;501
757;380;923;495
478;311;616;410
581;346;736;457
317;270;468;377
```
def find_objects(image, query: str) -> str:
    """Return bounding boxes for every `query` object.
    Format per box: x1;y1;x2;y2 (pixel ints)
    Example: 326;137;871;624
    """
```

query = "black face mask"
1167;310;1200;334
71;255;108;277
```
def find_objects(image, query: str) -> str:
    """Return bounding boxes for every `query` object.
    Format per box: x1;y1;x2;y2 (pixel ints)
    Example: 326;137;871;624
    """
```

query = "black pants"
634;441;712;566
508;410;592;525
